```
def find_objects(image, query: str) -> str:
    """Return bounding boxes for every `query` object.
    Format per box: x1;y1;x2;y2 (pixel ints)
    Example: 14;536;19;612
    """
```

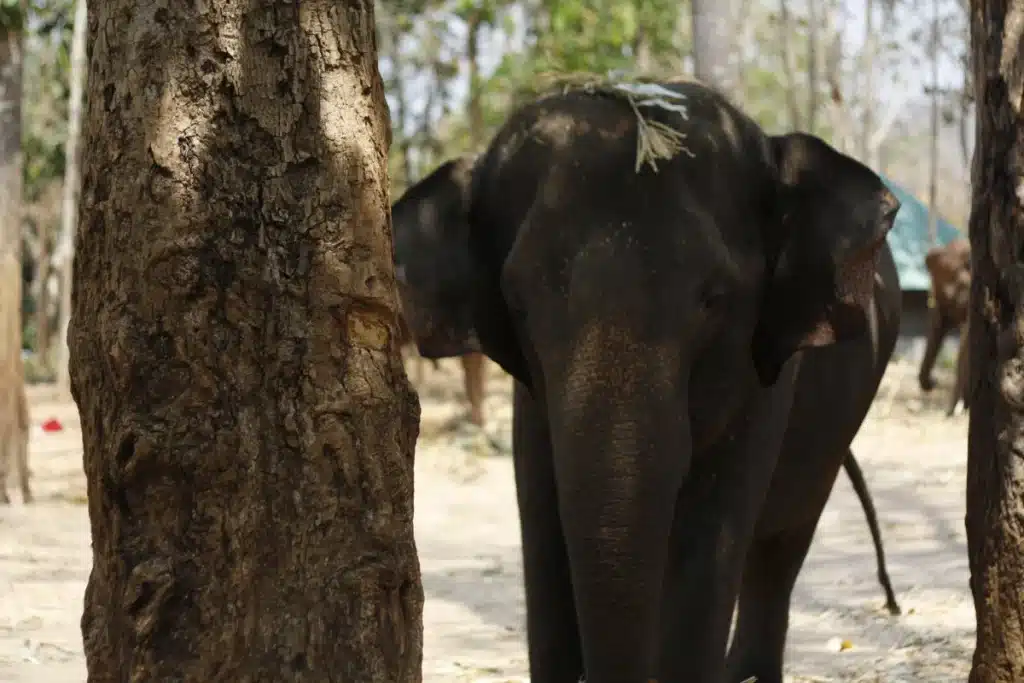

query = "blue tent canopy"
880;174;965;291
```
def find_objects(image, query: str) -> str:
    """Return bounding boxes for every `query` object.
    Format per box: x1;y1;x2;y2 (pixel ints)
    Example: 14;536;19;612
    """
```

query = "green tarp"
880;174;965;291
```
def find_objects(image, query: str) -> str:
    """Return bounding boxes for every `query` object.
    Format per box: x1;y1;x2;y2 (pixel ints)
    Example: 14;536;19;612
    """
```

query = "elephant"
392;168;488;428
394;80;902;683
392;153;900;615
918;238;971;416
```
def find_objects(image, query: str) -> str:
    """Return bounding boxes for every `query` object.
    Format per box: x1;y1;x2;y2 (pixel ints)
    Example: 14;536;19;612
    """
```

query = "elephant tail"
843;450;901;616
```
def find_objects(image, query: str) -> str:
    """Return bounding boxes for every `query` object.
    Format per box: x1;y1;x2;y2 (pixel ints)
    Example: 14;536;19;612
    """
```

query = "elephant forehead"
564;214;736;274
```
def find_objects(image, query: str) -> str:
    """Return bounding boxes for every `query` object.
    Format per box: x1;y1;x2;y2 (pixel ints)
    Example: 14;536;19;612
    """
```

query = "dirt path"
0;361;976;682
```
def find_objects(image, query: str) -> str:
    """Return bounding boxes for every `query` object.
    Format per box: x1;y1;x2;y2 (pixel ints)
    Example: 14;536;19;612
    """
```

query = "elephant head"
919;237;970;392
394;82;899;682
391;155;481;359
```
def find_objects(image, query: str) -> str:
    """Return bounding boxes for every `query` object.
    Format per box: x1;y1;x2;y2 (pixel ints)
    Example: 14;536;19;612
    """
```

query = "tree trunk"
466;9;484;151
690;0;734;92
34;232;50;367
633;23;652;75
377;5;414;193
731;0;754;104
823;6;852;153
778;0;802;129
806;0;820;132
0;23;23;368
927;0;941;246
56;0;86;398
72;1;424;680
859;0;877;165
965;0;1024;680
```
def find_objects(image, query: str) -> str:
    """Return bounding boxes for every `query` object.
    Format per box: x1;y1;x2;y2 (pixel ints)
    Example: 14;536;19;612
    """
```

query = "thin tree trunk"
961;0;974;167
466;8;484;150
73;0;423;679
958;41;966;167
927;0;941;246
0;26;21;256
0;22;23;372
690;0;734;92
807;0;821;132
633;23;652;75
824;9;852;153
34;232;49;367
56;0;86;398
778;0;803;129
859;0;877;165
396;74;414;189
965;0;1024;680
377;6;413;192
731;0;755;103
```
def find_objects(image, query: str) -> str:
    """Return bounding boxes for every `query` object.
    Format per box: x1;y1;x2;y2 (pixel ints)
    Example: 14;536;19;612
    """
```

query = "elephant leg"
918;304;948;393
413;356;425;385
0;434;10;505
656;388;797;682
16;425;29;504
725;519;820;683
461;352;486;427
948;323;970;417
401;343;425;386
511;382;582;682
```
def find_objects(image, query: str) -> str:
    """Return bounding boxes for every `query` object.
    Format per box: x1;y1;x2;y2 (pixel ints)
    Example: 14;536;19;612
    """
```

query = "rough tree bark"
965;0;1024;681
71;0;423;680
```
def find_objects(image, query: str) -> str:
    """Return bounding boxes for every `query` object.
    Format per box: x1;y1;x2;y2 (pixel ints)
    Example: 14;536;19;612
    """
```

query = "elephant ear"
465;156;534;390
391;153;533;388
391;157;482;360
752;132;901;385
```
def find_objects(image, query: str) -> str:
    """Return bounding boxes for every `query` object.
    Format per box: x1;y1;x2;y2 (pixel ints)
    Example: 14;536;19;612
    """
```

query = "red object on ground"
41;418;63;432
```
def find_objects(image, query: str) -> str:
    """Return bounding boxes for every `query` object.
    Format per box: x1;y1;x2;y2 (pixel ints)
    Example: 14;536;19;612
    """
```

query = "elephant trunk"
549;376;690;683
919;303;948;392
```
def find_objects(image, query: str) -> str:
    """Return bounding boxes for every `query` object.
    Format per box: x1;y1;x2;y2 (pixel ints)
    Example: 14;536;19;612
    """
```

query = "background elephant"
392;161;488;428
396;81;901;683
918;238;971;416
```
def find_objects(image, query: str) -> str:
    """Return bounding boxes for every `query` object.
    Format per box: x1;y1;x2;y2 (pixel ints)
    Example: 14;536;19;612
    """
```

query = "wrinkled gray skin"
395;81;902;683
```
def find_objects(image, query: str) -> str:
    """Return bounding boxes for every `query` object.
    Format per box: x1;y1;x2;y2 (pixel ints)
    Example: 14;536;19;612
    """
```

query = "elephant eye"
699;286;728;313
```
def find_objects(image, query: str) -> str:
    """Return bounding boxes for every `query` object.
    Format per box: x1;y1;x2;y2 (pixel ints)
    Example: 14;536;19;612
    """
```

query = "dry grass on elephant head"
519;73;709;172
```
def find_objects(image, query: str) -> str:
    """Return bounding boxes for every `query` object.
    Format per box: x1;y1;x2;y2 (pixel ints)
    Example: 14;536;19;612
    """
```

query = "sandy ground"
0;354;976;682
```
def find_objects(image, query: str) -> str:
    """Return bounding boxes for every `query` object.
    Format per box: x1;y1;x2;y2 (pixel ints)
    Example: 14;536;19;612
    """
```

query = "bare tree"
807;0;821;132
465;6;485;149
778;0;803;129
72;0;423;678
0;5;27;500
859;0;878;164
927;0;941;245
690;0;735;91
965;0;1024;680
0;5;23;372
56;0;86;397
